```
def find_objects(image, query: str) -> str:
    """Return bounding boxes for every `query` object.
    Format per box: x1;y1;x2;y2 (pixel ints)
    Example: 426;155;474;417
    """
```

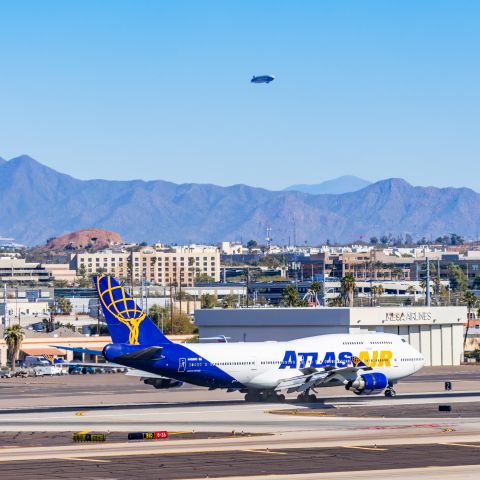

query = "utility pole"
293;215;297;248
179;280;182;316
3;284;8;328
426;256;431;307
265;225;272;253
322;254;326;306
97;300;100;336
169;282;174;334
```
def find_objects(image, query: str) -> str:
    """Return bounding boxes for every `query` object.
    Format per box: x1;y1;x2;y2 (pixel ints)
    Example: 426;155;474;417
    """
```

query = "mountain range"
0;155;479;246
284;175;372;195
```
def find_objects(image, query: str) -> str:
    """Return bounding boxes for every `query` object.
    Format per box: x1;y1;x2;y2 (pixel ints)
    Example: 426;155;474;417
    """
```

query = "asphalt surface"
0;365;479;479
1;365;479;409
1;443;480;480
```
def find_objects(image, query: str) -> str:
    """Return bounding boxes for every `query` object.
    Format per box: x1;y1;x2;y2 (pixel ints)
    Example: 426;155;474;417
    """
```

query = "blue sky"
1;1;479;190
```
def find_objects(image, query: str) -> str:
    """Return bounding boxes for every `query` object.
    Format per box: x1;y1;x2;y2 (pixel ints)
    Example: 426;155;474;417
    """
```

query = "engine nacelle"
347;372;388;395
143;378;183;389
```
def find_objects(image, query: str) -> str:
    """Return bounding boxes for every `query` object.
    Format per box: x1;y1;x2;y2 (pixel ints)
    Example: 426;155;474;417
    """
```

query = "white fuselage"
182;333;424;390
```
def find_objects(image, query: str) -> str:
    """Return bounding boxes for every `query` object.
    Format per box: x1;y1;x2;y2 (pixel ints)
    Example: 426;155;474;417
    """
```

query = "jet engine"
143;378;183;389
346;372;388;395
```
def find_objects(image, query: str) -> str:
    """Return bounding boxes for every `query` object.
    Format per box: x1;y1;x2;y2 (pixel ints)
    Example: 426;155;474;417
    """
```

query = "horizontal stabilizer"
115;346;164;362
125;369;170;379
51;345;103;356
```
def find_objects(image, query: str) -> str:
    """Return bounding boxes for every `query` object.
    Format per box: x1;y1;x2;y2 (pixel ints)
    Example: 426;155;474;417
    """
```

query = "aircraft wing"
276;357;372;393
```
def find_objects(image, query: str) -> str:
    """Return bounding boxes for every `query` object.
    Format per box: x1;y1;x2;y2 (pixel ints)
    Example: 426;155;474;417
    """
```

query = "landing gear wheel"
384;388;396;398
297;393;306;402
308;393;317;403
276;394;286;403
245;391;262;402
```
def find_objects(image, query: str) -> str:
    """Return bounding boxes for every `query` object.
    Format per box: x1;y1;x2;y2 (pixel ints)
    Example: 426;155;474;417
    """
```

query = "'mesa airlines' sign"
385;311;432;322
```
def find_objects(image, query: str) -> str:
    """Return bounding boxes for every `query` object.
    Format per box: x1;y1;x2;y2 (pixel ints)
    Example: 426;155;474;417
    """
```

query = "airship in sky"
251;74;275;84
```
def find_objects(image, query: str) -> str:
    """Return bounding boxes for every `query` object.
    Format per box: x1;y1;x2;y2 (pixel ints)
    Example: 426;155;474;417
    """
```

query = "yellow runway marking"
343;446;387;451
243;449;287;455
441;443;480;449
75;411;85;416
61;457;111;463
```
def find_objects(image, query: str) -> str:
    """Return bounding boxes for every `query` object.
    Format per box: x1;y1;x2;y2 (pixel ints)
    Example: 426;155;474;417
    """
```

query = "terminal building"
195;306;467;366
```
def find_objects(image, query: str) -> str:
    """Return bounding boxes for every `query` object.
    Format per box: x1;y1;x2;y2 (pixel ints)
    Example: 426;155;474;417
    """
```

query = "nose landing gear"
384;382;397;397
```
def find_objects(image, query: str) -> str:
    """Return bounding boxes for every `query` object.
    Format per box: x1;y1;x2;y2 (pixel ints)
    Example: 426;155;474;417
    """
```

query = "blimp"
251;74;275;84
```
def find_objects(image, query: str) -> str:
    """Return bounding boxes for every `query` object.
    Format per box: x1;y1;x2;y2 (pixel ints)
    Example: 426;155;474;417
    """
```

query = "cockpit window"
401;339;406;342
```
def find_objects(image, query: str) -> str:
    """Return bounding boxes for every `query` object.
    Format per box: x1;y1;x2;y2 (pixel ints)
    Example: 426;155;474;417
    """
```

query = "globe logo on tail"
96;276;146;345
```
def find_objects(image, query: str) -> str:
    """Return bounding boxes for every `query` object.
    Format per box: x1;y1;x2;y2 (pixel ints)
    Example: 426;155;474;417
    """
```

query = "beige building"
132;245;220;286
71;245;220;287
41;263;77;283
0;257;51;284
73;250;129;278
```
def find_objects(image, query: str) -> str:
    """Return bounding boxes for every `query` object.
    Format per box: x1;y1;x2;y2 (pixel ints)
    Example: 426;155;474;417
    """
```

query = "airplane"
251;74;275;84
69;275;425;402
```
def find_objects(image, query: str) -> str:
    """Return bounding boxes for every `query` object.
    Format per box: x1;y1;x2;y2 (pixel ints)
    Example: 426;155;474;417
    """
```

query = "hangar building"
195;306;467;366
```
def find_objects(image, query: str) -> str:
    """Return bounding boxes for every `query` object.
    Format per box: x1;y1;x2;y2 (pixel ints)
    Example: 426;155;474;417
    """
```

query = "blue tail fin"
94;275;171;346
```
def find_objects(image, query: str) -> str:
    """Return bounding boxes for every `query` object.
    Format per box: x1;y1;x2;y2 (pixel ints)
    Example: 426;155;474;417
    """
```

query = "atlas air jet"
70;276;424;402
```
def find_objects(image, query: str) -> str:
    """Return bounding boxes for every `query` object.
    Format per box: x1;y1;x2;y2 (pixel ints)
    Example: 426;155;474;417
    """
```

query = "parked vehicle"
0;367;12;378
13;368;35;378
24;356;50;368
68;366;83;375
33;365;63;377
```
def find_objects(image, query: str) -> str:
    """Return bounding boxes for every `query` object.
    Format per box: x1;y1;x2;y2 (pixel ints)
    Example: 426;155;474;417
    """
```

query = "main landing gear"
384;382;397;397
244;391;285;403
297;389;317;403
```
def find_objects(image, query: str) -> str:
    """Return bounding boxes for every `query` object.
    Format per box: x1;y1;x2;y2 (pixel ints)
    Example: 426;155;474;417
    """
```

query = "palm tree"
328;295;344;307
148;304;166;330
406;285;416;295
371;284;384;306
221;294;238;308
4;324;25;372
419;279;427;298
341;273;356;307
373;261;383;280
392;268;404;281
282;285;302;307
462;291;478;351
433;276;441;305
57;297;73;315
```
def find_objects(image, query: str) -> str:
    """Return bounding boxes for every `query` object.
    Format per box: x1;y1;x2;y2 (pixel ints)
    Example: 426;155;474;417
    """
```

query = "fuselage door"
178;358;186;372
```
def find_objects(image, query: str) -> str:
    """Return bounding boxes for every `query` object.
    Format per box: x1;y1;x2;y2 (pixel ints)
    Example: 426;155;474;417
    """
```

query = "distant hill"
1;155;480;245
284;175;372;194
43;228;123;252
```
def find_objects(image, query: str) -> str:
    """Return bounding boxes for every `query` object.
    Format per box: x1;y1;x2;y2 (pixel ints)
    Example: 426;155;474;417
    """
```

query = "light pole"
426;257;431;307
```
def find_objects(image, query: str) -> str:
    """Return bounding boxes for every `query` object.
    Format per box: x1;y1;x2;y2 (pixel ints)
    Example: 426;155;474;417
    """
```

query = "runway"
0;366;479;479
